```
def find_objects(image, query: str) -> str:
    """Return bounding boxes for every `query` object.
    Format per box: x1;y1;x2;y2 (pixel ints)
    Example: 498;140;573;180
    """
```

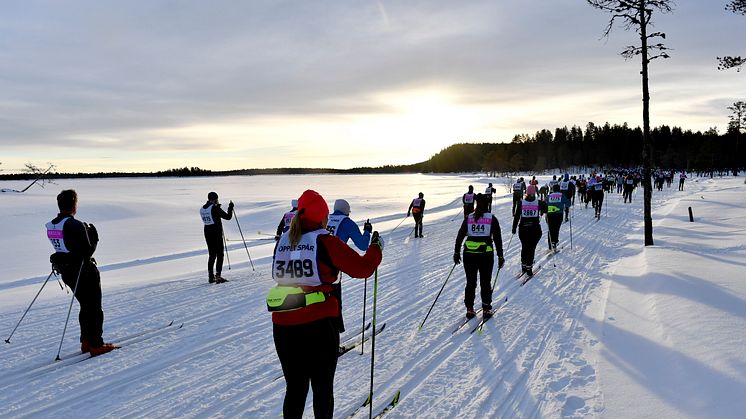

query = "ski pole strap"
266;286;329;312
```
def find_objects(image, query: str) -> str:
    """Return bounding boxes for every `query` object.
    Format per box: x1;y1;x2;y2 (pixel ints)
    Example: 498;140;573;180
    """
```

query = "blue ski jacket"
330;210;371;251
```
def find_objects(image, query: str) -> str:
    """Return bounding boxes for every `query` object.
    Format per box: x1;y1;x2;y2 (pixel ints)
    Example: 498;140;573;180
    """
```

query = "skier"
268;189;383;419
484;182;496;212
559;173;575;222
462;185;476;220
326;199;373;332
511;178;526;215
453;194;505;319
593;175;605;219
47;189;115;356
200;191;234;283
275;199;298;239
546;184;570;251
512;185;547;277
623;174;635;203
407;192;426;238
678;171;687;191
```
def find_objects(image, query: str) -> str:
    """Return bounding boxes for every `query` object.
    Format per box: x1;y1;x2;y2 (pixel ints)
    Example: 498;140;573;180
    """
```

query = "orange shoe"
81;340;91;353
89;343;118;357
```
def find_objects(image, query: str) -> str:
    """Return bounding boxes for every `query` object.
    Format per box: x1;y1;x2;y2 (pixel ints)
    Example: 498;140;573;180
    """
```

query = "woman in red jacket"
267;189;383;419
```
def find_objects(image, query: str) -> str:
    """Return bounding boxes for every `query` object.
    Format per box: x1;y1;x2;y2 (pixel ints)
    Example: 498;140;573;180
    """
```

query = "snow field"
1;174;744;418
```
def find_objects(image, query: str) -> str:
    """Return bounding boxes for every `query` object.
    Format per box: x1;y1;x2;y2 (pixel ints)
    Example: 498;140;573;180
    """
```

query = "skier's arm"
341;217;370;251
214;204;233;221
512;202;521;233
319;234;381;279
276;217;285;237
64;219;96;259
491;215;504;258
454;219;468;254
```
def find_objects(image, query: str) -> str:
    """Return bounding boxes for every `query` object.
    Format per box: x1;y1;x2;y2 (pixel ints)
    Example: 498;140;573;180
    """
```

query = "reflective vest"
512;182;523;192
326;214;347;236
559;181;569;191
547;193;563;214
272;228;327;286
200;205;214;225
463;193;475;205
464;213;494;253
521;199;539;218
485;186;493;195
46;217;71;253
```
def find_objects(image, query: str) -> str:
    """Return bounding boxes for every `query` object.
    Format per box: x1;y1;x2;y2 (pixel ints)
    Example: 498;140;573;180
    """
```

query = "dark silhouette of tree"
587;0;673;246
718;0;745;71
728;101;746;173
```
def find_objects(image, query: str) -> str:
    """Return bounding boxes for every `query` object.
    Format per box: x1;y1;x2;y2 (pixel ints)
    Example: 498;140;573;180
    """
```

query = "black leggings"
462;252;494;310
205;231;224;276
274;318;340;419
547;216;562;246
61;261;104;346
519;226;542;267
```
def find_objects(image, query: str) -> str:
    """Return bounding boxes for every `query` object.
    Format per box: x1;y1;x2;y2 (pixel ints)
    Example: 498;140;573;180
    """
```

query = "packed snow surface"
1;174;744;418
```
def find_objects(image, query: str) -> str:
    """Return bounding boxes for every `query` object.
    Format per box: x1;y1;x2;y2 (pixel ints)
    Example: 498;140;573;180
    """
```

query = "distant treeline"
423;122;743;173
1;122;742;180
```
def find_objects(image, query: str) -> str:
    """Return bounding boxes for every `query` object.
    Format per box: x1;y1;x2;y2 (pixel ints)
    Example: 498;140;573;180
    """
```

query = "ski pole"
234;212;255;271
5;270;56;344
223;231;231;270
368;269;379;419
570;208;573;250
360;276;368;355
56;260;84;360
389;215;408;236
491;234;514;292
418;264;457;330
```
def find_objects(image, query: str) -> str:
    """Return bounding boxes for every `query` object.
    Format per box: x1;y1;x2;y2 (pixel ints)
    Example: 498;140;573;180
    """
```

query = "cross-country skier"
546;184;570;251
512;178;526;215
623;174;635;203
559;173;575;221
462;185;476;219
267;189;383;419
592;175;605;219
679;171;687;191
453;194;505;319
200;191;234;283
47;189;115;356
275;199;298;239
512;185;547;277
326;198;373;332
484;182;496;211
407;192;426;238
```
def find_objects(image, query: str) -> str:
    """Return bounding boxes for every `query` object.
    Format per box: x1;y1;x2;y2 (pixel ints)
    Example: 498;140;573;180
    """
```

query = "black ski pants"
413;212;423;237
274;318;339;419
60;260;104;346
463;204;474;220
547;215;562;247
204;229;224;277
512;192;522;215
518;225;542;267
623;187;633;202
462;252;494;310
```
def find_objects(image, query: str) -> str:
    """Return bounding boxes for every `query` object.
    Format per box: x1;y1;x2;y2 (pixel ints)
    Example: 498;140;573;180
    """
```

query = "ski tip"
392;389;401;405
379;323;387;332
167;320;174;327
177;323;185;329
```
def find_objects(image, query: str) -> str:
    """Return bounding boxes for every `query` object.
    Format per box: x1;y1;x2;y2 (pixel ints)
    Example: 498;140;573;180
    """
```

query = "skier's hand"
511;227;517;235
407;211;411;217
86;223;99;244
274;235;280;241
228;201;234;210
498;256;505;269
453;252;461;265
370;231;384;251
363;219;373;233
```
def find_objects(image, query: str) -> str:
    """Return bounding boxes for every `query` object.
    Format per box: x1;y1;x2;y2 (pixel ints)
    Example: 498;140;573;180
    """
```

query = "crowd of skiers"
34;169;691;418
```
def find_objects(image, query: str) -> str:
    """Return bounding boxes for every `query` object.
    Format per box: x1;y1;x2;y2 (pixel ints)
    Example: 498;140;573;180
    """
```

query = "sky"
1;0;744;173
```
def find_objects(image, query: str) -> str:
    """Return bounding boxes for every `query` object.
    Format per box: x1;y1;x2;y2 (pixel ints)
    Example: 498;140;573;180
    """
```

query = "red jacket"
272;233;382;326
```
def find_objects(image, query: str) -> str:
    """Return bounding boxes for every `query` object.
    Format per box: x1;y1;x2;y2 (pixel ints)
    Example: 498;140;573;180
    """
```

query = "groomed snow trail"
0;175;731;418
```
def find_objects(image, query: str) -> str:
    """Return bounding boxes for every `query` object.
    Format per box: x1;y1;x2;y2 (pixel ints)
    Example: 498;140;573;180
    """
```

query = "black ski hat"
208;191;218;201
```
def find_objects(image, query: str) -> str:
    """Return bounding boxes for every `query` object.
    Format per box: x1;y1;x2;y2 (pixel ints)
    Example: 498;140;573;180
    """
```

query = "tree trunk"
640;0;655;246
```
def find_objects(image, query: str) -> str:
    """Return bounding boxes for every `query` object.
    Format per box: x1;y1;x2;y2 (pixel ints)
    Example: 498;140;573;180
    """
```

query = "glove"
274;235;280;241
511;227;516;235
363;219;373;233
86;223;99;244
370;231;384;251
228;201;234;211
498;256;505;269
453;253;461;265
